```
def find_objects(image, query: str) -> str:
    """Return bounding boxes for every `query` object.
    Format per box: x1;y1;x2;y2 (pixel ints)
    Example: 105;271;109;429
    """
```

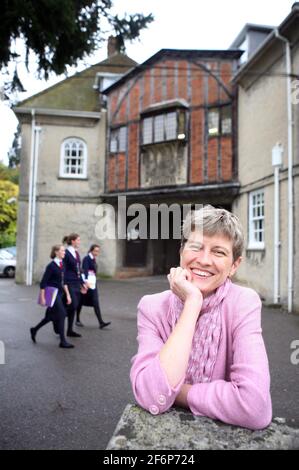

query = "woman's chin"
190;276;220;296
191;277;211;291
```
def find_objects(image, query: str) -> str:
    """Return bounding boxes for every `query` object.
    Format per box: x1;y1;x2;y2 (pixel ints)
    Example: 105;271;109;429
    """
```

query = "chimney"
107;36;119;57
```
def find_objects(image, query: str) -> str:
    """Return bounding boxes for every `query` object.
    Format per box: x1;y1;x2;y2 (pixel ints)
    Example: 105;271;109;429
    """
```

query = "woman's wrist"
175;384;192;408
184;294;202;310
181;296;202;322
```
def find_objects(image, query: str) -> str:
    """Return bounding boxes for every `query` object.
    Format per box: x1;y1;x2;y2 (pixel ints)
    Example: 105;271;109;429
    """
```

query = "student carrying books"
30;244;74;349
76;244;111;329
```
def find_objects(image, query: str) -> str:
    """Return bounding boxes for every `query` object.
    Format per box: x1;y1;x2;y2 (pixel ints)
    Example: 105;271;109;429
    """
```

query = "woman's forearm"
174;384;192;408
39;288;46;305
159;297;201;388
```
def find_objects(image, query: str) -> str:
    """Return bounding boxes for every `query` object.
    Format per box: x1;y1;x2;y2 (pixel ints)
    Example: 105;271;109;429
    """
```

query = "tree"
0;163;19;185
1;0;154;92
0;179;18;248
8;124;21;169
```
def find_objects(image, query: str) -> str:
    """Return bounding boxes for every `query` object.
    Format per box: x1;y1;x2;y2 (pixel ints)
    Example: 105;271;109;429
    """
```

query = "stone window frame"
59;137;87;179
248;188;265;250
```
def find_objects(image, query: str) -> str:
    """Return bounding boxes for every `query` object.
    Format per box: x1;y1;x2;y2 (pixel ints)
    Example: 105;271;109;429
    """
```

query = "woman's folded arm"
186;292;272;430
130;296;185;414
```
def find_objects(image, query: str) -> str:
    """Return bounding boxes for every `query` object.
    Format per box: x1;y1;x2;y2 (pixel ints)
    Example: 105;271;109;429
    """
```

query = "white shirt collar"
89;253;94;260
67;246;77;258
54;257;62;267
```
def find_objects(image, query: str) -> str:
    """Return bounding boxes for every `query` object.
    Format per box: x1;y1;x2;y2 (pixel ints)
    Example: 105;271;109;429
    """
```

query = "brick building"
102;49;242;276
14;40;137;283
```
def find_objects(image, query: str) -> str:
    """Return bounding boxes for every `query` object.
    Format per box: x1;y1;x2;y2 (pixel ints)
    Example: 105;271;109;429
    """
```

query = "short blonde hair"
181;205;244;261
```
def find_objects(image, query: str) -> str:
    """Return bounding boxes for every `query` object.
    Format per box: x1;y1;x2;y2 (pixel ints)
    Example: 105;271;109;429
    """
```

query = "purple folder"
38;286;58;308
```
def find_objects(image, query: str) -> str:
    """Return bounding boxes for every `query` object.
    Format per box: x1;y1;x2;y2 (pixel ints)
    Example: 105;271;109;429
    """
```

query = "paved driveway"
0;277;298;449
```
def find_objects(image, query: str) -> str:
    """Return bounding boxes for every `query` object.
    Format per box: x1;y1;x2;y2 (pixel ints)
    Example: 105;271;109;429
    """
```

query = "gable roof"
16;53;137;113
233;4;299;83
230;23;274;49
102;48;243;94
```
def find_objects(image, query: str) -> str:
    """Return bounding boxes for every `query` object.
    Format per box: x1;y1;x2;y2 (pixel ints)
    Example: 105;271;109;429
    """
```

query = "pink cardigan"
130;282;272;430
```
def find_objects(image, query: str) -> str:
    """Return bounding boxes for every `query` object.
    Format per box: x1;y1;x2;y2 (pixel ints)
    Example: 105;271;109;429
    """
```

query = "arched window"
60;138;87;178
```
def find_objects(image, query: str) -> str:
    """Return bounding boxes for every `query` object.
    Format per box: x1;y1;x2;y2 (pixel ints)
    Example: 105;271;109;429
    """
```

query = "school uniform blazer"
130;282;272;431
40;261;65;294
64;249;83;286
82;255;97;279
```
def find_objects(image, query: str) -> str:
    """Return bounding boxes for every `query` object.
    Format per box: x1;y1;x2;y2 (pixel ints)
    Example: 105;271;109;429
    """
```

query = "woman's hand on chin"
167;267;203;305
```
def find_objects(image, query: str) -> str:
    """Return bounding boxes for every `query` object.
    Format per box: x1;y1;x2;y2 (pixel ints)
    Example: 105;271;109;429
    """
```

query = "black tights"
76;292;104;326
66;285;81;333
33;295;67;344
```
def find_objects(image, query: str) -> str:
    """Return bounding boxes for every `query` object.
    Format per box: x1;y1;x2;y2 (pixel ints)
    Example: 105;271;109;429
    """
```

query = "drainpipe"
29;125;41;285
26;110;41;286
275;29;294;313
26;109;35;285
272;143;283;304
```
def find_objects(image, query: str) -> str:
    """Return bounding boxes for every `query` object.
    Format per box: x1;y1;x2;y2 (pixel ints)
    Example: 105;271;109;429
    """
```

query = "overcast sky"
0;0;295;164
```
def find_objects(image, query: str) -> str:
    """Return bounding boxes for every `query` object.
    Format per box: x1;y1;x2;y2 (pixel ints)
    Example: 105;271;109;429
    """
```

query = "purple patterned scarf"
169;278;232;384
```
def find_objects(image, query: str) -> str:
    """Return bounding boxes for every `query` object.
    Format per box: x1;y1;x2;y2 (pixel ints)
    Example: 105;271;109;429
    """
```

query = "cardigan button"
149;404;160;415
157;394;166;406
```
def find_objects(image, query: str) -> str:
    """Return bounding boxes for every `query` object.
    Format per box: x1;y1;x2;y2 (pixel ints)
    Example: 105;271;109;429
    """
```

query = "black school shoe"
59;342;74;349
99;321;111;329
67;331;82;338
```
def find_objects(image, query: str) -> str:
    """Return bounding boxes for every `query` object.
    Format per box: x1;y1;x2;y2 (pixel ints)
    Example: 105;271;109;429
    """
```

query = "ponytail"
62;233;79;246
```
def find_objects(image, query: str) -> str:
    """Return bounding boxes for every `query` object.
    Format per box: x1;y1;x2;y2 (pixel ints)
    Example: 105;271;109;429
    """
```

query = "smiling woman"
179;207;244;298
130;205;272;431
